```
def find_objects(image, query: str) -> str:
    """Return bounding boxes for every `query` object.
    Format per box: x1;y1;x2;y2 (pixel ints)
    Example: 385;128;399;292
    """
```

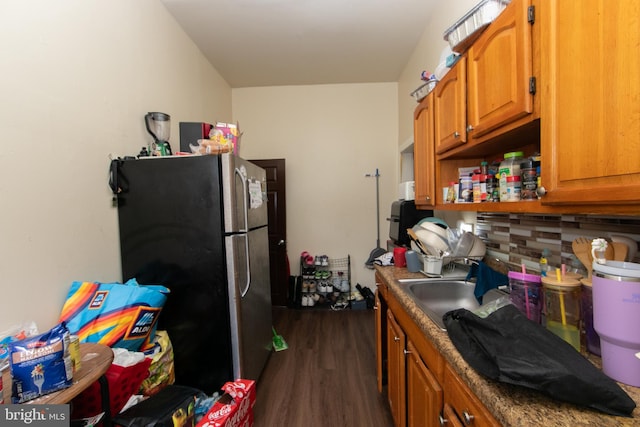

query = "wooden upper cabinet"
434;57;467;154
539;0;640;206
414;92;436;207
467;0;534;140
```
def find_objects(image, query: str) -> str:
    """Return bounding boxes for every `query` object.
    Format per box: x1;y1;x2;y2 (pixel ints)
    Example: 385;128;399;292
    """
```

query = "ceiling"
161;0;439;88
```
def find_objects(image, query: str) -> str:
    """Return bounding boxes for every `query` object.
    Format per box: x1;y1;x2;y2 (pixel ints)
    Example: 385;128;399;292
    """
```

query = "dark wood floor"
253;307;394;427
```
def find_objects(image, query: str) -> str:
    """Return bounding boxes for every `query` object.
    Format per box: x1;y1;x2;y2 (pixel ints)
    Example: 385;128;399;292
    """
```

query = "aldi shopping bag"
59;279;169;352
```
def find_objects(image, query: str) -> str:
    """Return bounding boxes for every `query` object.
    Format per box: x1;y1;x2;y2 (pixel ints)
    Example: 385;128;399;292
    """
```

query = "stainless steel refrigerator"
115;153;273;394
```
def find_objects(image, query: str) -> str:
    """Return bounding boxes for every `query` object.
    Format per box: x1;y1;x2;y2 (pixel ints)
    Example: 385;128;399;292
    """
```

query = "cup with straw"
541;264;581;351
507;266;542;323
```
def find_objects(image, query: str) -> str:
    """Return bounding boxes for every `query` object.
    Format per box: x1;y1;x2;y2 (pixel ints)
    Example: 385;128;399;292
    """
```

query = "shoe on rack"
318;281;327;293
308;295;316;306
301;295;308;307
309;280;317;292
321;255;329;266
314;256;321;266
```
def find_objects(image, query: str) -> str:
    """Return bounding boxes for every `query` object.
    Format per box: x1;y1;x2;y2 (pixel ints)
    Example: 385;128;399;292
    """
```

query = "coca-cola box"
197;379;256;427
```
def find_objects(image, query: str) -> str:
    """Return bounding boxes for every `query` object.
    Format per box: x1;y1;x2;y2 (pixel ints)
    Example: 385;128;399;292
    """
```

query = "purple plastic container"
592;261;640;387
508;271;542;323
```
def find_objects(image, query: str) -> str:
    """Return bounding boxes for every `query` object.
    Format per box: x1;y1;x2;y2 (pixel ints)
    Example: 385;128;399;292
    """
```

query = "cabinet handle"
403;349;412;355
373;305;378;310
466;125;474;132
439;415;449;426
454;131;460;138
394;336;400;342
425;195;431;201
462;411;475;425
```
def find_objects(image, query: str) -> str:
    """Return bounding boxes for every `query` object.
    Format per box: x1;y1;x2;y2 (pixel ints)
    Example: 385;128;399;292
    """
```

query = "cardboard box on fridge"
196;379;256;427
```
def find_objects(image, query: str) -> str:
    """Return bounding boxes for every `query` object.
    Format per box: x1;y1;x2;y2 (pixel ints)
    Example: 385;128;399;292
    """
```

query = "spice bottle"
499;151;524;202
446;181;456;203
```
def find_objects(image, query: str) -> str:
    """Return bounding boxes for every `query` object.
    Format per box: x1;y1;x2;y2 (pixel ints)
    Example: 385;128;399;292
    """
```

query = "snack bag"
139;330;175;396
9;322;73;403
59;279;169;352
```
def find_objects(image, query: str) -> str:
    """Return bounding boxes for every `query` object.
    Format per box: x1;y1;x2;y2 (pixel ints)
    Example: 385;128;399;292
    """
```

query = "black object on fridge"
179;122;214;153
115;154;273;394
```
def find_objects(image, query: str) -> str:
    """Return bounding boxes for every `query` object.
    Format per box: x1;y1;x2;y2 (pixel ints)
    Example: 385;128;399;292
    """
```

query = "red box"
196;379;255;427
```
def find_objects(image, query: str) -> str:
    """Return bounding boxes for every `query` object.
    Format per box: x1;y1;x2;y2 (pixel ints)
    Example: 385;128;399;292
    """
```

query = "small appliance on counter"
387;200;433;248
179;122;214;153
144;112;172;156
398;181;415;201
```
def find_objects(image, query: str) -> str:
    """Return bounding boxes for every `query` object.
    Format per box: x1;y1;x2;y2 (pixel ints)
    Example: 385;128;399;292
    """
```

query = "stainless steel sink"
398;279;479;330
397;278;509;330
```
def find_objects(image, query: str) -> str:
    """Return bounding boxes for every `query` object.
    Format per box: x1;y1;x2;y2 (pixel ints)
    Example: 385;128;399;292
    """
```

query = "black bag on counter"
442;304;636;417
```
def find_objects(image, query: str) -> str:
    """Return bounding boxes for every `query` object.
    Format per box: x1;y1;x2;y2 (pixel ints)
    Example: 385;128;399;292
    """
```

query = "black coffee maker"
388;200;433;247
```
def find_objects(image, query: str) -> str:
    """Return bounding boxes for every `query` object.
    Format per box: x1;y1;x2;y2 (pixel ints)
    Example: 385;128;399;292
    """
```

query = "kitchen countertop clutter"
375;265;640;427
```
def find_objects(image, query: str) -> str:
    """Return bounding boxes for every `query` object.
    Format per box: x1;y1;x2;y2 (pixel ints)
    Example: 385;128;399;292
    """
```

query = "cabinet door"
434;57;467;154
467;0;534;140
414;92;436;207
375;287;388;393
407;340;443;427
540;0;640;205
444;364;500;427
441;404;464;427
387;310;406;427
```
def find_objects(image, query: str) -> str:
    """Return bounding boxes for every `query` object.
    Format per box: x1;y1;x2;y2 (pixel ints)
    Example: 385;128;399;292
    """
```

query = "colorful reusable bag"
59;279;169;352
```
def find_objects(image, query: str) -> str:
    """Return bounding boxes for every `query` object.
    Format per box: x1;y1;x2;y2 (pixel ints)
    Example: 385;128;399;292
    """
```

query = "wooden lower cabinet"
441;404;464;427
375;287;387;393
444;364;500;427
377;275;500;427
407;340;443;427
387;310;407;427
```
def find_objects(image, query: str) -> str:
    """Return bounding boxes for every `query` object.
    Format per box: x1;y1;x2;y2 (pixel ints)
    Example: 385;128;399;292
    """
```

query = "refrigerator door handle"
235;167;249;232
235;166;251;297
240;233;251;297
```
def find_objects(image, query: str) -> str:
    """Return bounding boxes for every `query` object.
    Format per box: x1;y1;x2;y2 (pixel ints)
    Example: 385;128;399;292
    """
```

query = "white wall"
398;0;479;144
0;0;232;332
233;84;398;288
398;0;479;228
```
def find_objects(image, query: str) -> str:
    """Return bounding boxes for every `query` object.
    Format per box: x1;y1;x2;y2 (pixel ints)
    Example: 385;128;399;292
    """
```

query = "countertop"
376;265;640;427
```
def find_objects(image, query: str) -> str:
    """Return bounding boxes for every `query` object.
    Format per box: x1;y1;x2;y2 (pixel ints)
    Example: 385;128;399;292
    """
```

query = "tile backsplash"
476;213;640;272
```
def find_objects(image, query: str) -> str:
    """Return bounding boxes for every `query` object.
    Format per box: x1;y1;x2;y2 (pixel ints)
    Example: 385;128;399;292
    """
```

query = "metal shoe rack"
299;255;351;309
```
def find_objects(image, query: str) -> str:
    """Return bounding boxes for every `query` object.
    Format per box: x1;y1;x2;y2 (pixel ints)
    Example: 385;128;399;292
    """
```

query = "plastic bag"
0;321;39;371
113;385;203;427
139;330;175;396
9;322;73;403
59;278;169;351
443;305;636;417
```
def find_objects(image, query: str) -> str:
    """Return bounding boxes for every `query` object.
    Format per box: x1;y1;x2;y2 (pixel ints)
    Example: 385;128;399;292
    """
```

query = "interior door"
249;159;288;306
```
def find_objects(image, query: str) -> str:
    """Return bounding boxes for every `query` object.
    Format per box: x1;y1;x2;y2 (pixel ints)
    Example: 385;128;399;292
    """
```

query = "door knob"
277;239;285;246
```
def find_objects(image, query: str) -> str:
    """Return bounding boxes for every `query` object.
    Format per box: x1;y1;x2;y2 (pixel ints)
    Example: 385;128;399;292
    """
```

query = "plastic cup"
580;278;600;356
542;276;582;351
508;271;542;323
